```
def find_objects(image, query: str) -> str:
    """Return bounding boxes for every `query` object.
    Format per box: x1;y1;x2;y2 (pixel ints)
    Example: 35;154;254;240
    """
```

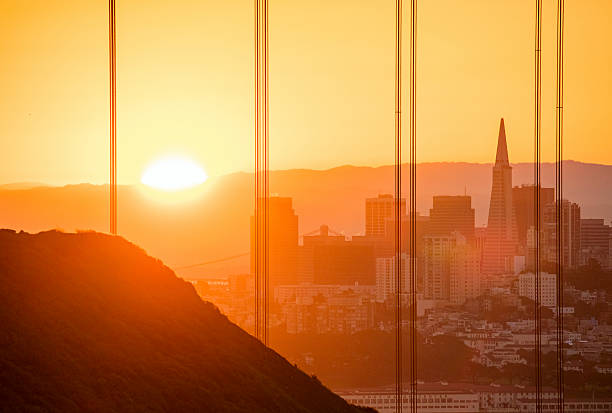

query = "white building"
595;365;612;374
513;255;526;274
376;253;411;303
518;272;557;308
341;383;611;412
339;385;479;413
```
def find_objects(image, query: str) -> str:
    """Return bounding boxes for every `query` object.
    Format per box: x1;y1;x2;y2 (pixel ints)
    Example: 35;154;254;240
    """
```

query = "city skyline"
2;1;611;411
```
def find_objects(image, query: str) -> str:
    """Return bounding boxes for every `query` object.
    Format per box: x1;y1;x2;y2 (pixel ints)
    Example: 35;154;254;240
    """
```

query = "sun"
141;156;208;191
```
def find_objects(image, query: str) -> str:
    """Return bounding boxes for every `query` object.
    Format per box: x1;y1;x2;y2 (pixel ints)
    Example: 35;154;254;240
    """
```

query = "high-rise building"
475;226;487;261
580;219;610;249
365;194;406;237
482;118;518;275
449;236;482;305
250;196;299;287
380;213;431;257
580;218;611;269
375;253;410;303
541;200;581;269
429;195;475;242
312;241;376;285
422;235;452;301
512;184;555;247
299;225;346;284
423;232;480;303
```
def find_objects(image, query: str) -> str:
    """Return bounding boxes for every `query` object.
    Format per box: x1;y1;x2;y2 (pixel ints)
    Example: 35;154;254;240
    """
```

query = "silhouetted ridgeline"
0;230;374;413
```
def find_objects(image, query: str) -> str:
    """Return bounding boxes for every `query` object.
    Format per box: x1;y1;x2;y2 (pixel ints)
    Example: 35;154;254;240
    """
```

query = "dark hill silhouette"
0;230;373;413
0;161;610;278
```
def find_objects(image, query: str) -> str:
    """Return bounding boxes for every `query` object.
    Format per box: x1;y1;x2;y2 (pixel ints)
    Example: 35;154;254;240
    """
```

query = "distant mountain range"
0;161;610;278
0;182;50;190
0;230;372;413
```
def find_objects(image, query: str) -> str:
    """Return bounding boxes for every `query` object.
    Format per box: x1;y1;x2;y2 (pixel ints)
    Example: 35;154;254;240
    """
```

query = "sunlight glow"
141;157;208;191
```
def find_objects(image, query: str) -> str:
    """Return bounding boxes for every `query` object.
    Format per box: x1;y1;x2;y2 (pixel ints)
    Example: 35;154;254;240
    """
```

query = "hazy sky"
1;0;611;185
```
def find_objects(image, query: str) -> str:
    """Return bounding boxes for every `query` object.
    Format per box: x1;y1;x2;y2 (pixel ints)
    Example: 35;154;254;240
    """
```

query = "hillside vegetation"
0;230;373;413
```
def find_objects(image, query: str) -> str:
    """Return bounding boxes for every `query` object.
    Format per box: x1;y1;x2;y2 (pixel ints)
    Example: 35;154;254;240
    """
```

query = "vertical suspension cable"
254;0;261;341
263;0;270;347
394;0;403;411
409;0;417;412
555;0;565;411
534;0;543;411
254;0;269;345
108;0;117;235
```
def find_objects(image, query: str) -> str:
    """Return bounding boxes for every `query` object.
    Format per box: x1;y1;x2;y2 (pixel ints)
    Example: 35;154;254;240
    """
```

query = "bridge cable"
409;1;418;412
108;0;117;235
534;0;543;411
555;0;565;410
394;0;403;411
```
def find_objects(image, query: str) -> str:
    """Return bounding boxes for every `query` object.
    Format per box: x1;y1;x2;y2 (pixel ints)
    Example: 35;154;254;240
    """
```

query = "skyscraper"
450;235;481;305
250;196;299;287
312;242;376;285
512;184;554;248
299;225;346;283
580;218;611;269
482;118;518;275
365;194;406;237
543;200;581;269
422;232;480;303
429;195;475;242
375;253;410;303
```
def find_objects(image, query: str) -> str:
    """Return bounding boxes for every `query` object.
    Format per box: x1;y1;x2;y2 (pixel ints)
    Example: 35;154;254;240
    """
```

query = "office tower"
375;253;410;303
429;195;475;242
423;232;480;303
250;196;299;287
312;241;376;285
540;200;581;269
449;235;481;305
423;235;451;301
299;225;346;284
482;118;518;275
365;194;406;237
512;184;554;247
378;213;430;257
475;226;487;260
580;218;611;269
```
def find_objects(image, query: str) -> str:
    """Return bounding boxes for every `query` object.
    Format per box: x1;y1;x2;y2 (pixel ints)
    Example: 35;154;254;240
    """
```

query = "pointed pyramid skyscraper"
482;118;518;275
495;118;509;166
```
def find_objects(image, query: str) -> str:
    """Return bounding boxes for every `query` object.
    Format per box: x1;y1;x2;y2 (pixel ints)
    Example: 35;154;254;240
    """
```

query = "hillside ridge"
0;229;373;413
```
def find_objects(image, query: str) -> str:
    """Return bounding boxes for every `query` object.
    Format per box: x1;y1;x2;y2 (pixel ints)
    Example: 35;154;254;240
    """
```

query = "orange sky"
1;0;611;185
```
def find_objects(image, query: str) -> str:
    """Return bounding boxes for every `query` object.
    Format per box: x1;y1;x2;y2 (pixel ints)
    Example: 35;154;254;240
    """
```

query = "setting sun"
141;157;208;191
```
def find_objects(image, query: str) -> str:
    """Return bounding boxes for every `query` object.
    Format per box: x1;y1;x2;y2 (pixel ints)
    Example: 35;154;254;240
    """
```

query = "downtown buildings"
189;118;612;408
188;118;612;408
243;118;609;334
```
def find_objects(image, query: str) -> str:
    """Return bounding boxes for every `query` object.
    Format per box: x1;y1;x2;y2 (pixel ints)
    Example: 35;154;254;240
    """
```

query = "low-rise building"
338;384;479;413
